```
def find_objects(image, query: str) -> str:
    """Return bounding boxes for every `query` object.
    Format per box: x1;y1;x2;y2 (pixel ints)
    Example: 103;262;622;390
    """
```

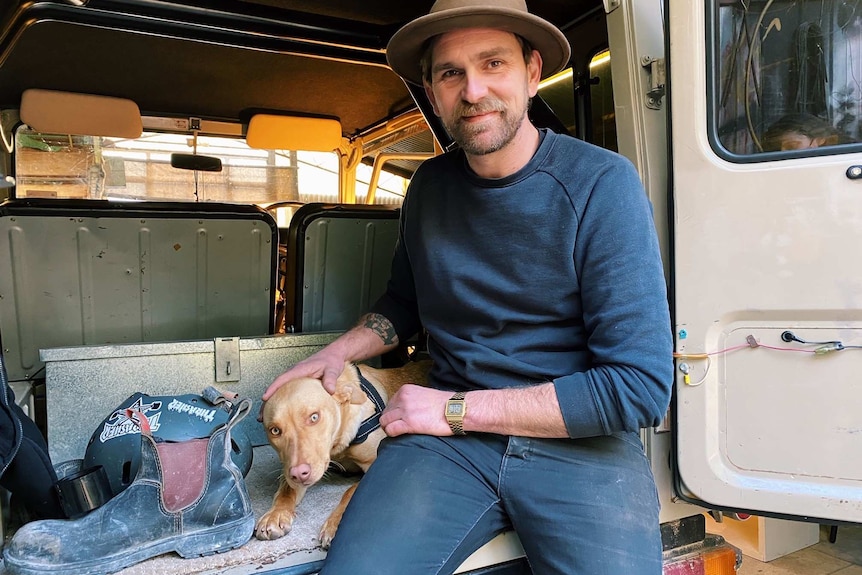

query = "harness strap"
351;367;386;445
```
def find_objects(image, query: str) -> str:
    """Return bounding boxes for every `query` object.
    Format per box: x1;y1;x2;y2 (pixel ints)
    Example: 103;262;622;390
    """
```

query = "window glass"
538;68;577;134
537;52;618;152
589;50;618;152
14;128;406;206
715;0;861;156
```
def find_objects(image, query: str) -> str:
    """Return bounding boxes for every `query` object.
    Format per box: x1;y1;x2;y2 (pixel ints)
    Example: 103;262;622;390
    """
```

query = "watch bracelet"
447;391;467;435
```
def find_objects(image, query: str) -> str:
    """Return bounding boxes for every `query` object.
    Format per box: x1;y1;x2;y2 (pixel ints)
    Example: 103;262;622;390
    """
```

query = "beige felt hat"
386;0;571;86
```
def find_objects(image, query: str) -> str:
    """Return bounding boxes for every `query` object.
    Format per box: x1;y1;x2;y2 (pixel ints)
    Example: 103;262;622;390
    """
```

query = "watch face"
446;403;463;416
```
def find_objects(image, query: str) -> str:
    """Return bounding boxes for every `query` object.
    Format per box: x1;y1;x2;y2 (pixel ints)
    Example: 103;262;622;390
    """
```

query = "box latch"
214;337;241;383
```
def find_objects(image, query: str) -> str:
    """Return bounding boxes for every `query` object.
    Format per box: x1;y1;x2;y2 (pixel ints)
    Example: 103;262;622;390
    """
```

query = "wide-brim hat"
386;0;571;86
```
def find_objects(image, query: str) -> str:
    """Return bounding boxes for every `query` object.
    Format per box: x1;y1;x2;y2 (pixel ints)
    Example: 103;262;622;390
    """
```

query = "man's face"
423;28;542;156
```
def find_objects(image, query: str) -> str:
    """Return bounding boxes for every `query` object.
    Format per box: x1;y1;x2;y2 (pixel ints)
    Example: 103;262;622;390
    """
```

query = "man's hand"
380;384;455;437
263;349;347;401
263;313;399;405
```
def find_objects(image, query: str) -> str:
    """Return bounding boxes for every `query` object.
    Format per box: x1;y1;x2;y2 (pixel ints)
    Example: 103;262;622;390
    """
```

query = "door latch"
641;56;666;110
214;337;241;383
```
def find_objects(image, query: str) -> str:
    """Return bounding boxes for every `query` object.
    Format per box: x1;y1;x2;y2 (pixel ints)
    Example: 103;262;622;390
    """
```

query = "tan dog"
254;360;431;547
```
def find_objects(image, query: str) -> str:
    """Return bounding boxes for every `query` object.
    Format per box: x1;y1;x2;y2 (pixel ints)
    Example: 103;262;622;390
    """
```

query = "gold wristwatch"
445;392;467;435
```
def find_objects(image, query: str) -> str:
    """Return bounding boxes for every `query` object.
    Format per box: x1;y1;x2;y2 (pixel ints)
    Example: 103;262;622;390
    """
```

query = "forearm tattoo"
362;313;399;346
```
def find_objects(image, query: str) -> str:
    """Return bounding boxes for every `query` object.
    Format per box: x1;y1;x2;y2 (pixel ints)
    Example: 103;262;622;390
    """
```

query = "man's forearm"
461;383;569;438
330;312;400;363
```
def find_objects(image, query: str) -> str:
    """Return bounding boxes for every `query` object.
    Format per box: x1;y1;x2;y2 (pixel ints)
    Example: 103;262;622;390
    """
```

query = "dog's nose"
290;464;312;484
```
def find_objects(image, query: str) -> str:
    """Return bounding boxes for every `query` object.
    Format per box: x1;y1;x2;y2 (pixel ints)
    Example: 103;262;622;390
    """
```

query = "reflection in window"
716;0;861;155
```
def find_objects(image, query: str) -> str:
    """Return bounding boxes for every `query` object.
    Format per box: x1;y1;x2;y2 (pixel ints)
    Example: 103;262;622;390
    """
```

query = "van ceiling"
0;0;602;138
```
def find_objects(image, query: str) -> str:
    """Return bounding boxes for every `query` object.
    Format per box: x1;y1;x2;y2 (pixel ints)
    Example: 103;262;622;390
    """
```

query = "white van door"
670;0;862;522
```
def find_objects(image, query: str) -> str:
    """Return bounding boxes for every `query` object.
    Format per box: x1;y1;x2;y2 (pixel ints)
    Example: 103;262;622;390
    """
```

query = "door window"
713;0;862;158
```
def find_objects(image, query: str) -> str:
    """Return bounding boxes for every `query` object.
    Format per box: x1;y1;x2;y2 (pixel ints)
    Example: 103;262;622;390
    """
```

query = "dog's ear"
333;384;366;405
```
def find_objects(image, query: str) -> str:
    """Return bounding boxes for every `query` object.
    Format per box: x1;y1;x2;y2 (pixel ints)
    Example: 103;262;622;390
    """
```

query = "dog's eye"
309;412;320;424
269;426;281;437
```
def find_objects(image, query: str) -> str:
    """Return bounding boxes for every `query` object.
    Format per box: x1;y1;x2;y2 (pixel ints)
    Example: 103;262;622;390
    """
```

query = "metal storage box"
41;333;337;464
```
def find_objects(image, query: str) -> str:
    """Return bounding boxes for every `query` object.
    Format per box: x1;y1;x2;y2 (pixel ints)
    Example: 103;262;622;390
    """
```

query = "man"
263;1;672;573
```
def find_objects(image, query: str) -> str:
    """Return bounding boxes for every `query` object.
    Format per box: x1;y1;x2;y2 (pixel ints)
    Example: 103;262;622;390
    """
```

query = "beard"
442;95;529;156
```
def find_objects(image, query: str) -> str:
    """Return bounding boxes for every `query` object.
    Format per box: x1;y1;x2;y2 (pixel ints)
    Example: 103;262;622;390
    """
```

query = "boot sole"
4;514;255;575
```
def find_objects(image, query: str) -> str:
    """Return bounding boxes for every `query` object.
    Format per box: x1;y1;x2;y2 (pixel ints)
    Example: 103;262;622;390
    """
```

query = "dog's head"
261;371;366;488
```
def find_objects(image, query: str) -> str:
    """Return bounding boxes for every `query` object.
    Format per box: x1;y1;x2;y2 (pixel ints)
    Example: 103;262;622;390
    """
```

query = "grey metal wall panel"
0;211;276;381
301;217;398;332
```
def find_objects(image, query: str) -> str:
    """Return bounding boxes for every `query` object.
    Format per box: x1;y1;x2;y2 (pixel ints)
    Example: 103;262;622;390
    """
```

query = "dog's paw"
254;508;296;541
318;516;340;549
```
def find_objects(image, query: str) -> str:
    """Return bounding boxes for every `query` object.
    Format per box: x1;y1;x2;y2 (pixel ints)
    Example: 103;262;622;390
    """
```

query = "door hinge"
641;56;666;110
214;336;241;383
603;0;621;13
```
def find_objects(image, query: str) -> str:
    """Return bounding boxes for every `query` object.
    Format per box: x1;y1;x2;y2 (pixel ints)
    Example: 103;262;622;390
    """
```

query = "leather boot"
3;398;255;575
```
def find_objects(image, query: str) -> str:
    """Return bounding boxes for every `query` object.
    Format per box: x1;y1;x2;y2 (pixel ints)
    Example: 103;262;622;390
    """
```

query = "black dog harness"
350;367;386;445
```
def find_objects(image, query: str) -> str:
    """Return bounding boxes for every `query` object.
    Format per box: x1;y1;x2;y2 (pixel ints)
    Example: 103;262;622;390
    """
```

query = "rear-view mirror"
170;153;223;172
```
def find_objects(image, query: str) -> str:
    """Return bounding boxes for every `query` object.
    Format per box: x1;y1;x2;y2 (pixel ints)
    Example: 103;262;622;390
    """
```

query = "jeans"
320;431;661;575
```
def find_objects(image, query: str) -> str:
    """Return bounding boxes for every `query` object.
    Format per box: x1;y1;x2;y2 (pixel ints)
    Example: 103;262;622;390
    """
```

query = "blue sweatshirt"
371;129;672;438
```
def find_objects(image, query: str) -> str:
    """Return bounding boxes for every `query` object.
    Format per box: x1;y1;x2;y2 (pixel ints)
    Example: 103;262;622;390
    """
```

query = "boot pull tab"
125;408;152;436
202;385;241;412
226;396;253;432
198;386;251;433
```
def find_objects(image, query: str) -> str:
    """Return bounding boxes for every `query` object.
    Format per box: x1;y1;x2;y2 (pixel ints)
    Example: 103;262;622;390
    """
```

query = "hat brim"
386;7;571;86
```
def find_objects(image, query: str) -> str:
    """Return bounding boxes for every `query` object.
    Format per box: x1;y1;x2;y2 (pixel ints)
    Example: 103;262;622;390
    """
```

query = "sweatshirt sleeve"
552;158;673;437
